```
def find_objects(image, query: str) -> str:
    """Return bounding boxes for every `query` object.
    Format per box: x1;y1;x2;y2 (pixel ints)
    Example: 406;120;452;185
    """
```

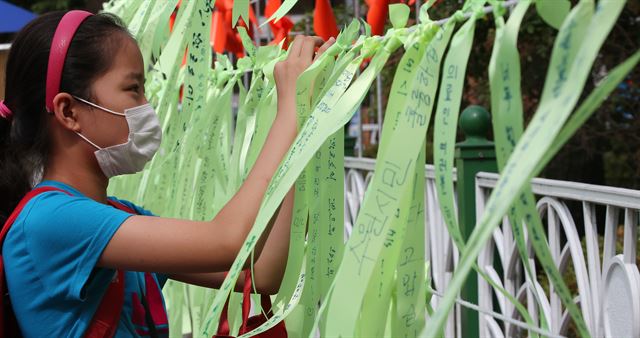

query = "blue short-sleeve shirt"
3;180;170;337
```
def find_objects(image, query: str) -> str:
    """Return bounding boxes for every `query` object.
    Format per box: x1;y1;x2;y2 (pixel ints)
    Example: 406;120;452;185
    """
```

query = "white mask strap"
72;95;125;116
76;132;102;150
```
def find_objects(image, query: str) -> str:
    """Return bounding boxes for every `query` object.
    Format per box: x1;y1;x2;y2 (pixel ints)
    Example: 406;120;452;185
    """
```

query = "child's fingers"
299;36;325;62
314;37;335;62
287;35;305;59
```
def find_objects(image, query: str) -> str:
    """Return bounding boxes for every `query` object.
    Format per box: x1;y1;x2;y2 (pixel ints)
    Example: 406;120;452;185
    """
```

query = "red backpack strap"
84;198;139;338
84;270;125;338
239;269;253;335
238;269;287;338
215;272;233;337
105;199;170;337
0;187;68;244
214;269;253;338
1;187;70;337
214;268;288;338
106;200;137;215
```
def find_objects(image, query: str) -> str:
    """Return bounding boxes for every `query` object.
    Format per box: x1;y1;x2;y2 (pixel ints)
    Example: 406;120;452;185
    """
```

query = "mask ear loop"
72;95;136;151
72;95;126;117
71;97;105;150
75;130;102;150
71;96;127;150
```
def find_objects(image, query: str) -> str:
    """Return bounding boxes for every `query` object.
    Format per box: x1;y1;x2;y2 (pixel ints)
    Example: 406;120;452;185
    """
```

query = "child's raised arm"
97;36;332;277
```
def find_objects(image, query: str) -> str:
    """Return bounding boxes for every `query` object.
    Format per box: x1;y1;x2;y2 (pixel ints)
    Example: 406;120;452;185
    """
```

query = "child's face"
76;35;147;148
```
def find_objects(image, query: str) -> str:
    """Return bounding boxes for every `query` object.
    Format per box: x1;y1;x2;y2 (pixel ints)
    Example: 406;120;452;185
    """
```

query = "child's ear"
51;92;82;132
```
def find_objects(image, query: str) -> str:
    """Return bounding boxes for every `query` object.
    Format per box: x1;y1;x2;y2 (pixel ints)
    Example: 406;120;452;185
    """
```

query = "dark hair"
0;11;133;223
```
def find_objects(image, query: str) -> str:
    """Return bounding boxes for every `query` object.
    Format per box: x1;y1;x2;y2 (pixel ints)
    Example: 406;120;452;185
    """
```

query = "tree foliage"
309;0;640;189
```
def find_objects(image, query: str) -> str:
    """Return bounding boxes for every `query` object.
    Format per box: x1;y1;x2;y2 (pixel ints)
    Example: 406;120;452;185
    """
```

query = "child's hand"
274;35;335;120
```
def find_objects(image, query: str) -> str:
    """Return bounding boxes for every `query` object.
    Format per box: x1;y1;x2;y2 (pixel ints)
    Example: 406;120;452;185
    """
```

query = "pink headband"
0;100;12;120
45;10;93;113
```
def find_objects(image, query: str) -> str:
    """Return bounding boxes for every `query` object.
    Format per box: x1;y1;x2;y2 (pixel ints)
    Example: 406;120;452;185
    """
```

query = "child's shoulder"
8;182;136;247
20;182;88;221
18;180;155;228
29;180;154;216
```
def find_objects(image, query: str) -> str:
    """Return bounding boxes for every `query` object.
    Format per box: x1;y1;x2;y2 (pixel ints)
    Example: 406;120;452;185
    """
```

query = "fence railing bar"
476;172;640;209
345;156;457;181
429;288;566;338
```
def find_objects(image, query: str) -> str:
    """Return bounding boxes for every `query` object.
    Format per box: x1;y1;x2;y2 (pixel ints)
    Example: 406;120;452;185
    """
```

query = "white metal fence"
344;156;640;338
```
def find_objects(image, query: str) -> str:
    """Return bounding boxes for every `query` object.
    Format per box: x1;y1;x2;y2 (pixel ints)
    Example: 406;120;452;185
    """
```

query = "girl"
0;10;333;337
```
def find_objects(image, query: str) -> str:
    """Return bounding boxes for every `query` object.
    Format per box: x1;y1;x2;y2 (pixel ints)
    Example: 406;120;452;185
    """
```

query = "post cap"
459;105;491;141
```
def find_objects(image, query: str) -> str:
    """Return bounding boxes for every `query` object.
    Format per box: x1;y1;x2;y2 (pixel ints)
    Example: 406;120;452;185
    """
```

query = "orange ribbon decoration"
313;0;339;41
265;0;294;48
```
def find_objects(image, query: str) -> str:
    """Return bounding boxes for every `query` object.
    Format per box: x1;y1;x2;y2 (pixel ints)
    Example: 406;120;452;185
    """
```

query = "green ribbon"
102;0;638;336
357;20;440;338
487;0;555;334
423;2;628;336
201;28;385;337
267;24;360;337
323;23;434;336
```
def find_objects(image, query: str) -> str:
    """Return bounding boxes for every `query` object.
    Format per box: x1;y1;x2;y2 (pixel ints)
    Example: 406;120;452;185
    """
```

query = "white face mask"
72;96;162;178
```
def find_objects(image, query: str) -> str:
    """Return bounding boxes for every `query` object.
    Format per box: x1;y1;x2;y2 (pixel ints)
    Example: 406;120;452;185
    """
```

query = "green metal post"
344;126;356;157
455;105;497;338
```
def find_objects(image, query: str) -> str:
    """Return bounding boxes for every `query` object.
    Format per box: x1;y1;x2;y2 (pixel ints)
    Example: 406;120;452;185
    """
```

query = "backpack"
215;269;287;338
1;186;286;338
1;187;127;338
